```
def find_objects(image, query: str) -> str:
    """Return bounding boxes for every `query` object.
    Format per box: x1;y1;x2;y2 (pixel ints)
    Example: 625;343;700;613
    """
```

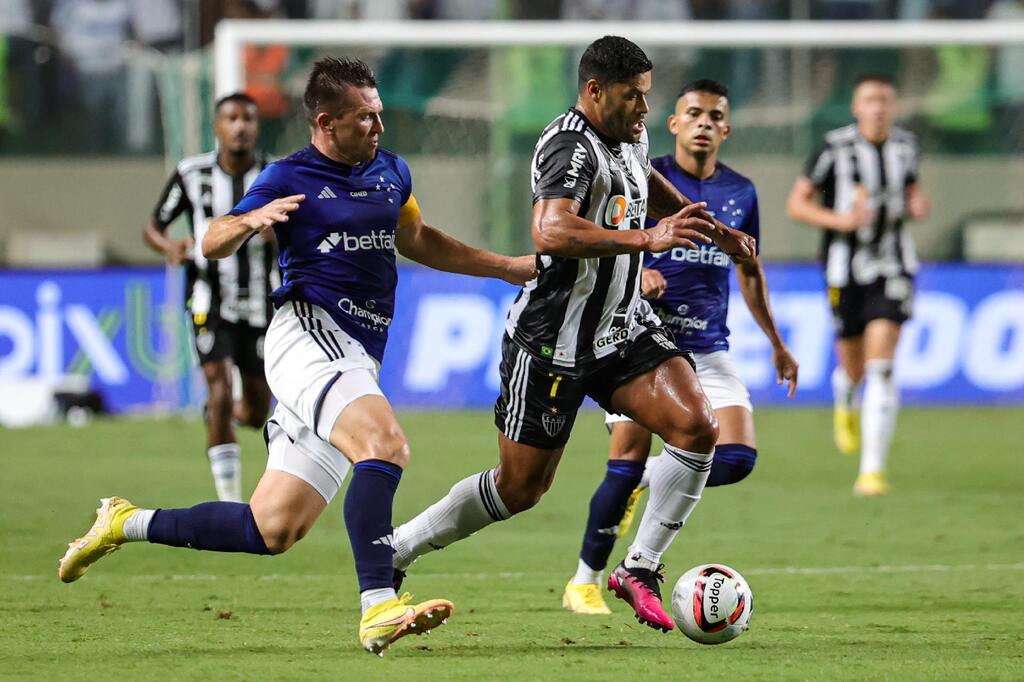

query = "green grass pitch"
1;408;1022;680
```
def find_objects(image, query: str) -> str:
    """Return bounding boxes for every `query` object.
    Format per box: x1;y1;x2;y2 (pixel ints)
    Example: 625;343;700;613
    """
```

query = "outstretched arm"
396;199;535;285
202;194;304;259
736;258;798;397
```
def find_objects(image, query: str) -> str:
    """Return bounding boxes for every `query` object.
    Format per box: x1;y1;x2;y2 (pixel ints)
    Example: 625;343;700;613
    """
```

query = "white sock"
860;359;898;475
360;587;397;613
626;444;713;568
572;558;601;585
208;443;242;502
832;366;861;411
122;508;155;542
392;468;509;571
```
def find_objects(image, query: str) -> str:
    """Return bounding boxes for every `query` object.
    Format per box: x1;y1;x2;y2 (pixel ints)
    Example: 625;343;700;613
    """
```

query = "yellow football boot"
616;487;645;538
833;406;860;455
359;592;454;655
853;472;891;497
562;579;611;615
58;497;138;583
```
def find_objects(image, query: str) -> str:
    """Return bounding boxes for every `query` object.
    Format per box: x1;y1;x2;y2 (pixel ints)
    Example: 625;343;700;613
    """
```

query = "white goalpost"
214;20;1024;95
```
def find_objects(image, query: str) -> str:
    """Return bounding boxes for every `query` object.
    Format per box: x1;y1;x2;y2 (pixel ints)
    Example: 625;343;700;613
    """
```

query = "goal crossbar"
214;19;1024;95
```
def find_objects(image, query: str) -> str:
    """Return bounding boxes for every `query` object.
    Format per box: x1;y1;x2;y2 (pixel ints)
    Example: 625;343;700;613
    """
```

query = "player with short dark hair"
562;78;798;616
787;74;929;496
59;56;535;655
143;91;273;502
388;37;757;634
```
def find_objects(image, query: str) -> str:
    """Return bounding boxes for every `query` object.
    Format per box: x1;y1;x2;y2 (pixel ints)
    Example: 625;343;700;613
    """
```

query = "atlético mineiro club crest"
542;412;567;437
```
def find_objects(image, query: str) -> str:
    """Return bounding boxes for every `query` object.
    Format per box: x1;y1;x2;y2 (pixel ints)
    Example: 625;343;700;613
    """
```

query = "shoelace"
626;563;667;599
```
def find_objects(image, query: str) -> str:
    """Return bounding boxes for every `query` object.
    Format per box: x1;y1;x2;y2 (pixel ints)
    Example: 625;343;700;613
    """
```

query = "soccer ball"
671;563;753;645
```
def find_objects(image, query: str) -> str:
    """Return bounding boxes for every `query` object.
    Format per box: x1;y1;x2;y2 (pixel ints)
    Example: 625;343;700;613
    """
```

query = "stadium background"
1;3;1023;679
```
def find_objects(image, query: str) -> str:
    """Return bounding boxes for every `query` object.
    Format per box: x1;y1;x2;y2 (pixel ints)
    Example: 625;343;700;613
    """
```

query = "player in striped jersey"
787;74;930;496
389;36;756;633
562;78;799;617
144;92;276;502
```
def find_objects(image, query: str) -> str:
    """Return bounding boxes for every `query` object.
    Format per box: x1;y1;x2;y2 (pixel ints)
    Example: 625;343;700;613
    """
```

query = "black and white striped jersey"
505;108;652;371
804;124;920;288
152;151;279;328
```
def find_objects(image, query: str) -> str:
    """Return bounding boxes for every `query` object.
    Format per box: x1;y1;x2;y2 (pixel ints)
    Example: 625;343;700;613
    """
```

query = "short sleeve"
531;131;597;205
229;163;287;216
152;171;192;231
803;142;835;189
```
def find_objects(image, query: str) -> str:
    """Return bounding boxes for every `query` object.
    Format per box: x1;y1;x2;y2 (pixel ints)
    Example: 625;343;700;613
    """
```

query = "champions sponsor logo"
338;297;393;331
658;304;710;332
317;229;395;254
604;195;647;227
562;142;589;189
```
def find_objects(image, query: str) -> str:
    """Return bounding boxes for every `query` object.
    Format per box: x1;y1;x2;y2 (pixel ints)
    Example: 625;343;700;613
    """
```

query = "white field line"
7;562;1024;583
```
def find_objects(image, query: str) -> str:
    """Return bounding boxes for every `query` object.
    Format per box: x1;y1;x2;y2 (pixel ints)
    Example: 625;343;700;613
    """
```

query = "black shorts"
494;328;693;450
829;276;914;339
191;312;267;374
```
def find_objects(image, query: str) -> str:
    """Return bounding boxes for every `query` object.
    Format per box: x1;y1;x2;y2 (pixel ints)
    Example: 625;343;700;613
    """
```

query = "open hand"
645;202;715;253
241;194;305;231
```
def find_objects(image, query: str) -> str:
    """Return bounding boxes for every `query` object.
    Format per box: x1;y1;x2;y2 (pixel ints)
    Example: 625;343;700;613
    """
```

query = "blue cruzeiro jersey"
230;145;412;362
646;155;760;353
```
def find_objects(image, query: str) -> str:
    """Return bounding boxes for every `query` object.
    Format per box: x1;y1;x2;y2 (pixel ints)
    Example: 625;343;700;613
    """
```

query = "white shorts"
262;300;384;503
605;350;752;426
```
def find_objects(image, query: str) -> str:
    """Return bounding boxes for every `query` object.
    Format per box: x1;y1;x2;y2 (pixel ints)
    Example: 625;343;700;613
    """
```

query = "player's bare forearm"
203;194;304;260
202;214;257;260
649;170;755;257
398;220;521;281
737;258;784;348
646;169;690;220
533;201;649;257
786;177;850;231
143;219;172;255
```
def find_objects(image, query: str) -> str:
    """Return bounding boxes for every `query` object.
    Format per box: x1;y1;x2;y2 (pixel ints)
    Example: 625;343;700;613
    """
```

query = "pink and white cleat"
607;560;675;633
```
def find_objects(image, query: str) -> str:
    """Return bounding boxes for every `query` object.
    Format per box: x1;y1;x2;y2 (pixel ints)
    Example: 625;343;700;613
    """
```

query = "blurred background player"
786;73;929;496
389;37;757;634
563;78;799;616
61;56;535;655
144;92;275;503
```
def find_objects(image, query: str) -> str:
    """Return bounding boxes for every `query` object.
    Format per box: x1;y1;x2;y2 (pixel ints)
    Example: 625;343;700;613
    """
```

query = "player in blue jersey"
57;56;534;655
559;79;799;616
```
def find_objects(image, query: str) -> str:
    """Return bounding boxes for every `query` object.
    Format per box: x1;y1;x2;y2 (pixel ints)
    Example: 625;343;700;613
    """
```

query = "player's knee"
662;405;718;454
360;426;410;467
258;516;309;555
495;471;551;515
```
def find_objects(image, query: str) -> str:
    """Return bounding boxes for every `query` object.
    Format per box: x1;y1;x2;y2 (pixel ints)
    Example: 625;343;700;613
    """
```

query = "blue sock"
579;460;645;571
147;502;270;554
345;460;403;592
706;444;757;487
